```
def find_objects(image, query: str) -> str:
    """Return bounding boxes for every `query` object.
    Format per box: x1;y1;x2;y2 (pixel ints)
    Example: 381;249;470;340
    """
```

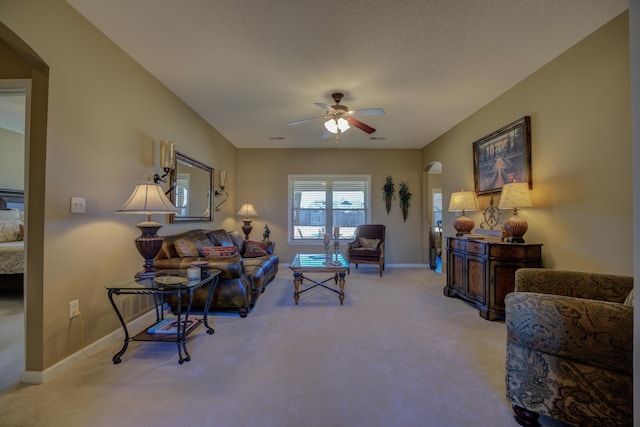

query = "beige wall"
236;149;423;264
0;128;24;190
423;11;632;276
1;0;237;371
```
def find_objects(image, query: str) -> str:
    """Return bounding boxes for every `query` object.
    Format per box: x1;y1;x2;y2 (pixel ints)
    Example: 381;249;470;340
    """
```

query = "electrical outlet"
70;197;86;213
69;299;80;318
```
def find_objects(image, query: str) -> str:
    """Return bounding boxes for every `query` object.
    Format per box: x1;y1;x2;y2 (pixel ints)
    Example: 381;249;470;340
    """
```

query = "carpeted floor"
0;268;568;427
0;289;23;393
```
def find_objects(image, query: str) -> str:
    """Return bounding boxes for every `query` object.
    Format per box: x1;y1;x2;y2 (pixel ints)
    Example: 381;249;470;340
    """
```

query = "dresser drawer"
449;238;467;251
465;241;487;255
489;244;542;259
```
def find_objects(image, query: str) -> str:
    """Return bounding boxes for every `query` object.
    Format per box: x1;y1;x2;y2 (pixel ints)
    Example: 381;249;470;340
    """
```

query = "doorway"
424;161;442;273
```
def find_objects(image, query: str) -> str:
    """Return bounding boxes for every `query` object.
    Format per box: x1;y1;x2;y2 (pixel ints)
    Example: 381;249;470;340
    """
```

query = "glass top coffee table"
289;253;350;305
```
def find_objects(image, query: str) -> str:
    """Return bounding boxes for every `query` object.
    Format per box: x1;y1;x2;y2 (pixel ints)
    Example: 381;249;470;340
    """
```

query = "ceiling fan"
288;92;384;139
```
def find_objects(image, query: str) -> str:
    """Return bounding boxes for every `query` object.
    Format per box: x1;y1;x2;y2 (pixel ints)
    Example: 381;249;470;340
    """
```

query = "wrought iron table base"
107;272;218;364
293;271;346;305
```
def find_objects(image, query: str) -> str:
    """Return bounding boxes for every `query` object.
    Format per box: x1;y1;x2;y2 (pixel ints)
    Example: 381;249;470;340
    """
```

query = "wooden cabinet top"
446;236;542;259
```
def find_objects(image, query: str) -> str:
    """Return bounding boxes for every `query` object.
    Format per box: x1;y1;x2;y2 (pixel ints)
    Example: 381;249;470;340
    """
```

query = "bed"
0;189;24;289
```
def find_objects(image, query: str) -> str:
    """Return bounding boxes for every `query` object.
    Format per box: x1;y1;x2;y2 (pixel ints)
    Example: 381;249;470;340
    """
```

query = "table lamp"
498;182;532;243
448;190;478;235
237;202;258;240
116;182;180;279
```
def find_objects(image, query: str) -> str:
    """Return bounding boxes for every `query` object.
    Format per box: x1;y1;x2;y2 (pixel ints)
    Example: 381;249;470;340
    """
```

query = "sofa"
154;229;279;317
505;268;633;426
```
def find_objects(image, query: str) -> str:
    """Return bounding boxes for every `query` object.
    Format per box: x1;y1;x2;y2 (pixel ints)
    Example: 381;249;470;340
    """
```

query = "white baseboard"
20;309;157;385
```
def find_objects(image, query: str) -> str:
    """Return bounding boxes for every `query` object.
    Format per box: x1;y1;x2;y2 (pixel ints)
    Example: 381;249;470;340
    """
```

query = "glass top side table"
106;269;220;364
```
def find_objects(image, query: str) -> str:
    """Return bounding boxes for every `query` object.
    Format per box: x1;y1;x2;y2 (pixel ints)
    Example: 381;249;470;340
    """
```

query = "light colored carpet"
0;290;24;393
0;268;568;427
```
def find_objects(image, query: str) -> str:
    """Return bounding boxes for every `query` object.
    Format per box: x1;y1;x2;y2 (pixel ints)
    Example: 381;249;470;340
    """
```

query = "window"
289;175;370;243
175;173;190;217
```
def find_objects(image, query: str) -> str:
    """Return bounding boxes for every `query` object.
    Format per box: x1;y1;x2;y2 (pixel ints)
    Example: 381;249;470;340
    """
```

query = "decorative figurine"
263;224;271;242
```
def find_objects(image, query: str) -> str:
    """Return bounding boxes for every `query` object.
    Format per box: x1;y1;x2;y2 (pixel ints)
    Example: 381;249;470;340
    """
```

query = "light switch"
70;197;86;213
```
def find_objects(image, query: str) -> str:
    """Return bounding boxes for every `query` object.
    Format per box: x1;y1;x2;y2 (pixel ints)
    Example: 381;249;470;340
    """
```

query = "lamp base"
504;214;528;244
134;221;164;280
241;220;253;240
453;215;474;236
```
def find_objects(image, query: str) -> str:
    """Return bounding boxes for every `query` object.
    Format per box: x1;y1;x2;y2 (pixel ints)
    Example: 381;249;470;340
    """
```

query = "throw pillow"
201;245;239;258
18;223;24;241
243;240;269;258
624;288;634;306
0;219;21;243
0;208;20;221
359;237;381;249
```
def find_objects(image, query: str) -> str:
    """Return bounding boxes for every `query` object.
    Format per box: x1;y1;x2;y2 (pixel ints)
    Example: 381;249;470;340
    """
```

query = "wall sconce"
448;190;478;236
237;202;258;240
498;182;533;243
215;169;228;211
153;140;175;185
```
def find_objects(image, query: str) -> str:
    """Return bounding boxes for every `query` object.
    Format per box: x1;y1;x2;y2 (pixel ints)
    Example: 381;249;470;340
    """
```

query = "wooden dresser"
444;236;542;320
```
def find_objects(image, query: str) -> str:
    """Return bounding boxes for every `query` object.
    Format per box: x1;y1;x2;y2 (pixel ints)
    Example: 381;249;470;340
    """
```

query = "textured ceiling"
65;0;628;149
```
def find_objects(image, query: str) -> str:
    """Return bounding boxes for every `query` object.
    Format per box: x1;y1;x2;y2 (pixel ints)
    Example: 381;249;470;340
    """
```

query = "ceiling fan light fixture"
324;118;350;134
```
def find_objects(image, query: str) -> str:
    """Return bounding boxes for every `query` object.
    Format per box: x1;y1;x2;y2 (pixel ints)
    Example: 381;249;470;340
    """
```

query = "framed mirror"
169;152;213;223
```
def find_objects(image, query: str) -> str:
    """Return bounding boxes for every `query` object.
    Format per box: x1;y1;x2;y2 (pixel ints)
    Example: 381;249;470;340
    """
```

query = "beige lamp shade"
448;191;478;235
448;191;478;212
116;182;180;219
498;182;532;209
499;182;532;243
237;203;258;218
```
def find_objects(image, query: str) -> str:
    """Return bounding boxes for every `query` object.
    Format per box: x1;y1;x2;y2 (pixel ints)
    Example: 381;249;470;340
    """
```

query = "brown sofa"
154;229;279;317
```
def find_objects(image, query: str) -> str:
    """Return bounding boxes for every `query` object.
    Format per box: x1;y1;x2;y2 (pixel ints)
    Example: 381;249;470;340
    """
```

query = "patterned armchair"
346;224;385;277
505;268;633;426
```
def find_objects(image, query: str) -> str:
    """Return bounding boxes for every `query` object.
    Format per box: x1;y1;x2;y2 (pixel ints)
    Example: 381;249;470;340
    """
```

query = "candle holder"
331;239;341;265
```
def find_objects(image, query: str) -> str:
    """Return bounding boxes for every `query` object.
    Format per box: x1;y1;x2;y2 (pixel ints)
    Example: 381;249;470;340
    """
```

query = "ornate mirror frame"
169;152;213;223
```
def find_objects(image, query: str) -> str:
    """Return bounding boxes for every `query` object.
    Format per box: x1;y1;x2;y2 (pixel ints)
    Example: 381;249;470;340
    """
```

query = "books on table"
147;317;198;334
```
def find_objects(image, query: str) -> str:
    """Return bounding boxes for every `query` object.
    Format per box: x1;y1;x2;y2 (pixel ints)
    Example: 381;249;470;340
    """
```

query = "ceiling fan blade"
350;108;385;116
321;130;331;139
347;117;376;134
315;102;336;112
288;116;325;126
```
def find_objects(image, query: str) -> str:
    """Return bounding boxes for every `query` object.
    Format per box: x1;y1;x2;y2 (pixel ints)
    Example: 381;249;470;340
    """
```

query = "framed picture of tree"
473;116;531;195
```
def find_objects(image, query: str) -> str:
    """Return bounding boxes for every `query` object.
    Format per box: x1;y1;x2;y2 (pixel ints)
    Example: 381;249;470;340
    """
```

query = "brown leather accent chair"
346;224;385;277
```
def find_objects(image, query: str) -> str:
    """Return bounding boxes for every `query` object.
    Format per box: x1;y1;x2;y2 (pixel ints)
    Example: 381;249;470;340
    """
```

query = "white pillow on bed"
0;219;21;243
0;208;21;221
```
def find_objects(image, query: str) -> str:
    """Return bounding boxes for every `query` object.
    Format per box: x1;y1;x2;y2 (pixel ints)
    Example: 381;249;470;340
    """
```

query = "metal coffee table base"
293;271;346;305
